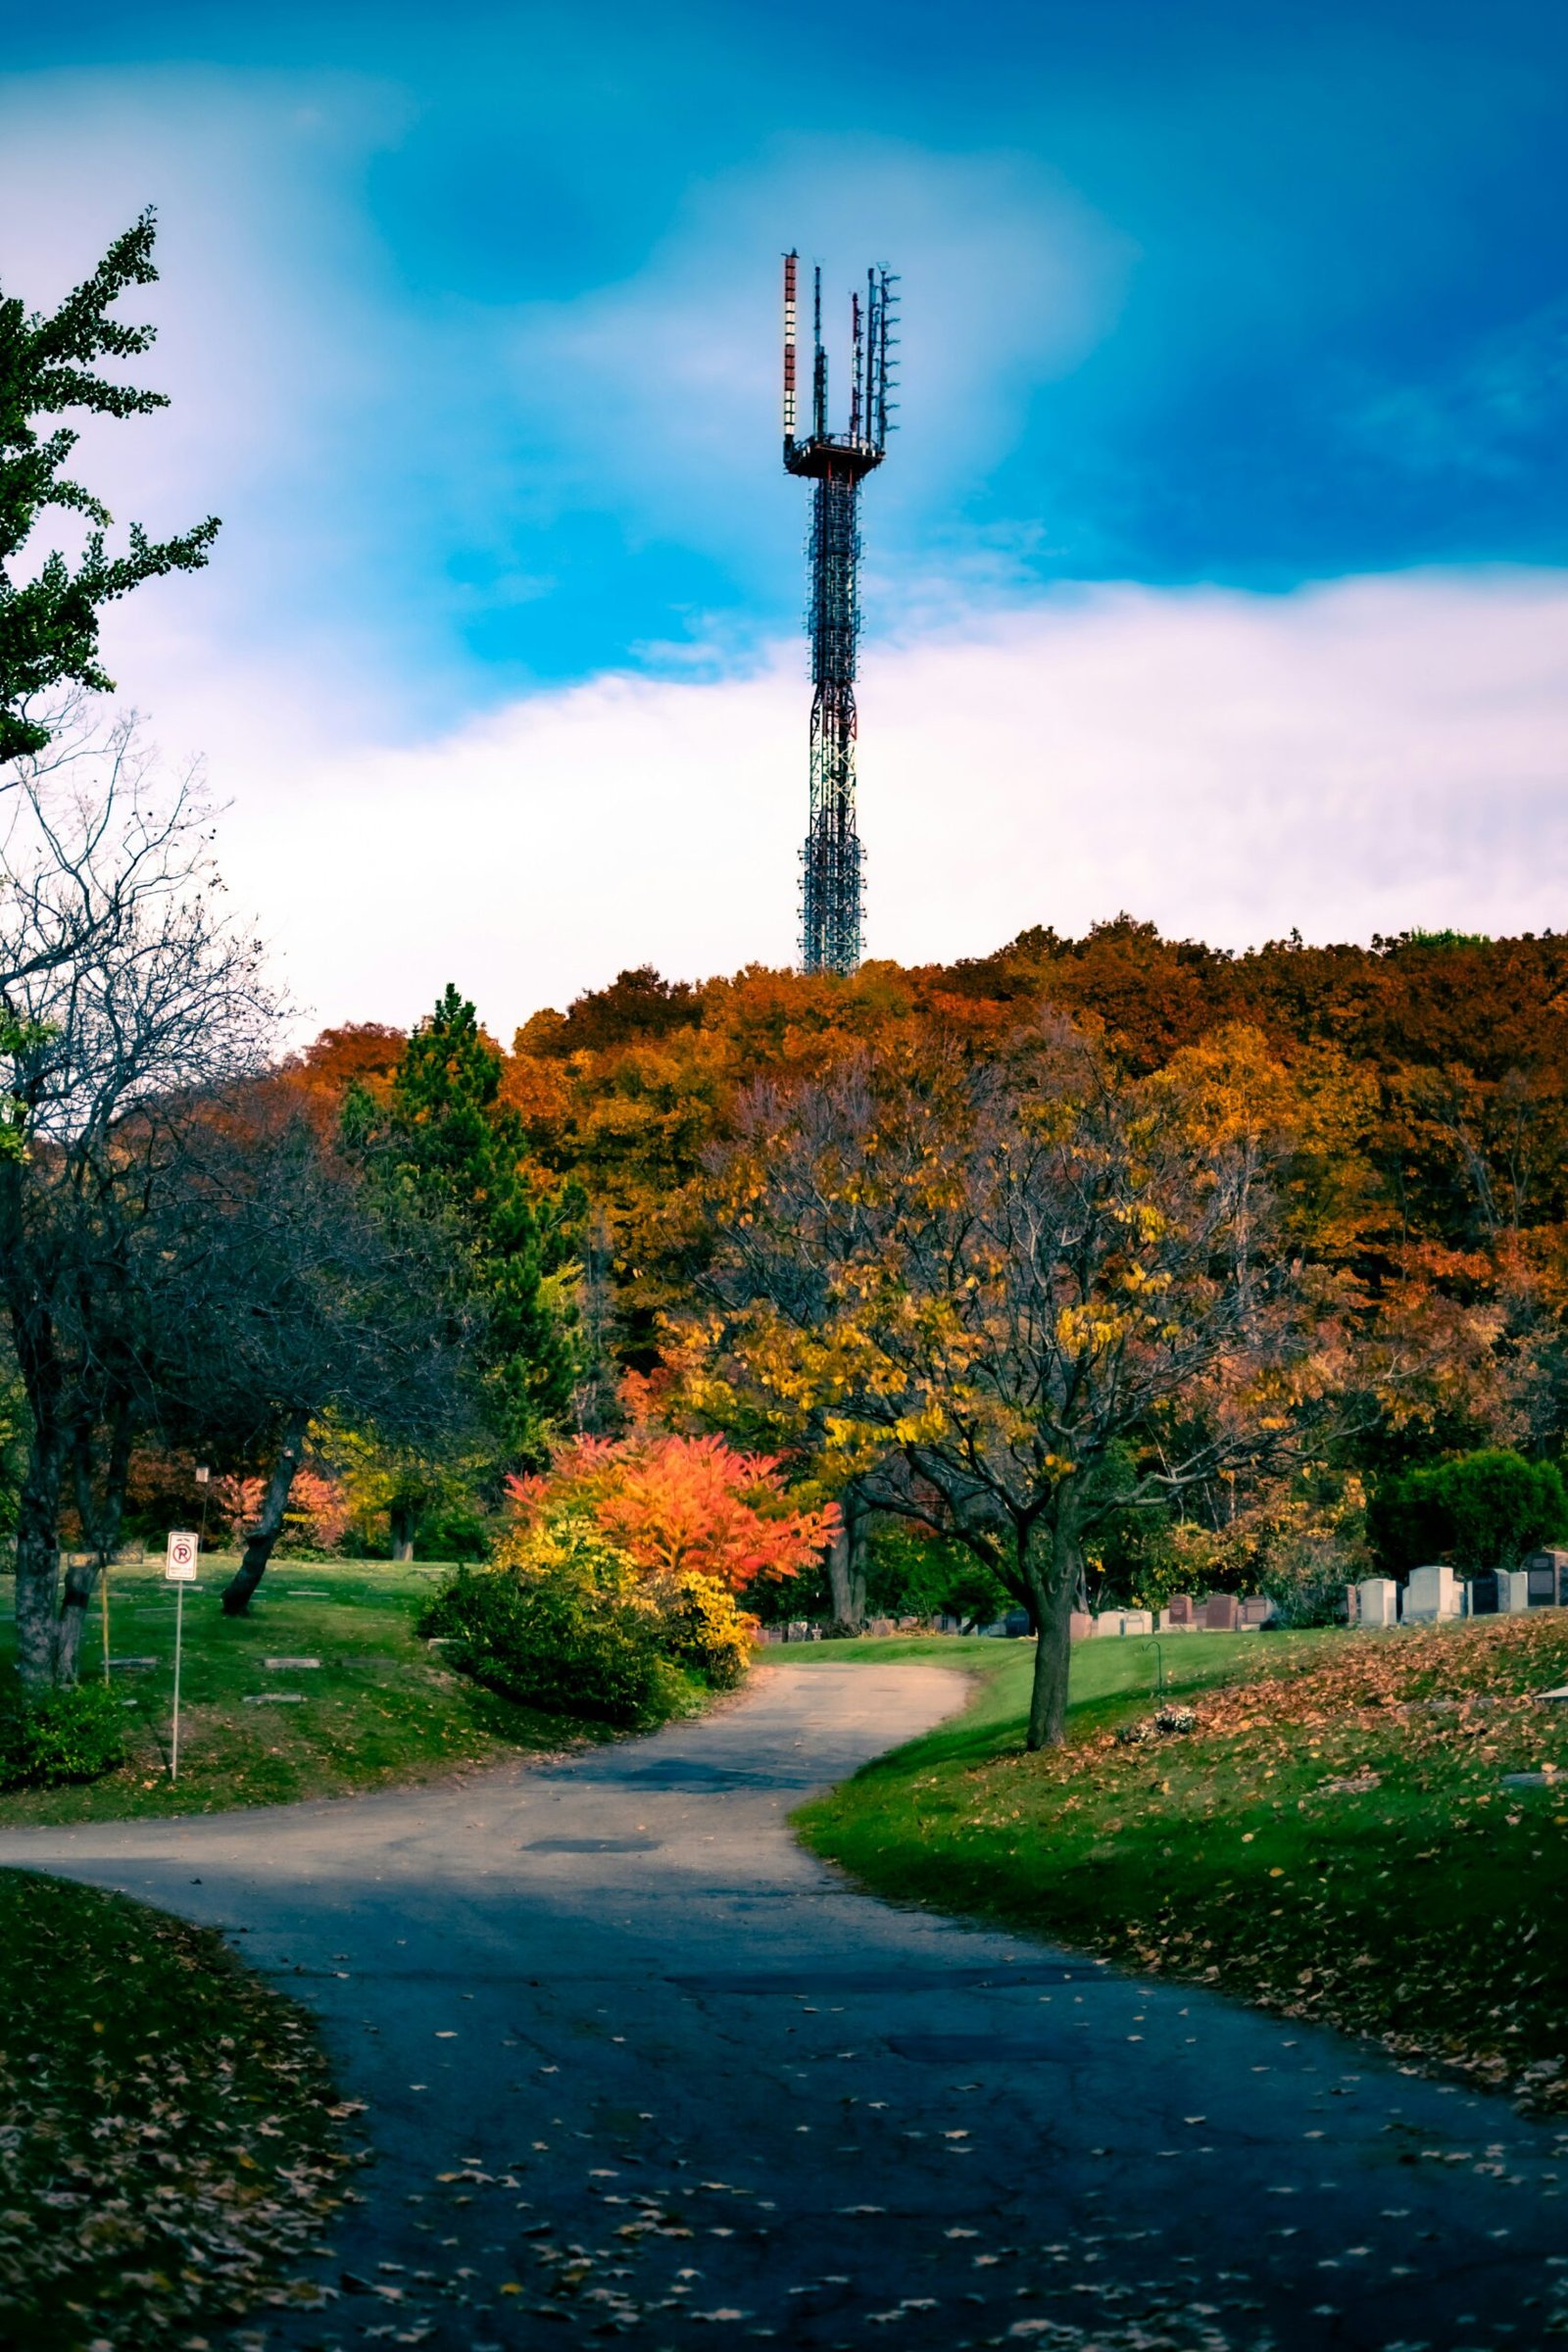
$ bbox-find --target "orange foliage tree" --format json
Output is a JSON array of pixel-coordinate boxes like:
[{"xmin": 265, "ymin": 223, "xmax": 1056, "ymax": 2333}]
[{"xmin": 507, "ymin": 1430, "xmax": 836, "ymax": 1593}]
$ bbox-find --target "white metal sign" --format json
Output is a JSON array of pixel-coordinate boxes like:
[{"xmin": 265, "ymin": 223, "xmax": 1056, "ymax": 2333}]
[
  {"xmin": 166, "ymin": 1529, "xmax": 199, "ymax": 1582},
  {"xmin": 165, "ymin": 1530, "xmax": 201, "ymax": 1783}
]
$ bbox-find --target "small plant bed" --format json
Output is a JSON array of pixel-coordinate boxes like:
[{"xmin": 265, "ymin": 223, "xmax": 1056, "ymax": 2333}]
[
  {"xmin": 0, "ymin": 1560, "xmax": 612, "ymax": 1826},
  {"xmin": 796, "ymin": 1618, "xmax": 1568, "ymax": 2114},
  {"xmin": 0, "ymin": 1867, "xmax": 355, "ymax": 2350}
]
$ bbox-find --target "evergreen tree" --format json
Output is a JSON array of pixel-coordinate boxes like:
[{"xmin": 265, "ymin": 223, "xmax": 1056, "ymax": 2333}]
[
  {"xmin": 369, "ymin": 985, "xmax": 580, "ymax": 1467},
  {"xmin": 1, "ymin": 211, "xmax": 219, "ymax": 761}
]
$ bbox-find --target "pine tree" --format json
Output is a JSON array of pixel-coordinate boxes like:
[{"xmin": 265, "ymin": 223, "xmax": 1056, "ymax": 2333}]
[
  {"xmin": 378, "ymin": 985, "xmax": 580, "ymax": 1467},
  {"xmin": 1, "ymin": 211, "xmax": 220, "ymax": 760}
]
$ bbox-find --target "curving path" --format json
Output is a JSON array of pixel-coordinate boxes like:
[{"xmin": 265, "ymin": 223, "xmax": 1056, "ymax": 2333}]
[{"xmin": 1, "ymin": 1661, "xmax": 1564, "ymax": 2352}]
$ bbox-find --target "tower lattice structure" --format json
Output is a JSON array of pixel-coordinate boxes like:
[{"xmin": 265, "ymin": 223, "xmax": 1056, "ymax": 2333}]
[{"xmin": 782, "ymin": 252, "xmax": 897, "ymax": 976}]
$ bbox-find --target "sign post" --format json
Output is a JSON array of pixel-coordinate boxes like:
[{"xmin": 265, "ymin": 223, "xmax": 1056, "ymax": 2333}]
[{"xmin": 165, "ymin": 1530, "xmax": 200, "ymax": 1784}]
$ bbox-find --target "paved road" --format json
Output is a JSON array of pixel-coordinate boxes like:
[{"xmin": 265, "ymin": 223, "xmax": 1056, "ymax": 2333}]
[{"xmin": 1, "ymin": 1661, "xmax": 1565, "ymax": 2352}]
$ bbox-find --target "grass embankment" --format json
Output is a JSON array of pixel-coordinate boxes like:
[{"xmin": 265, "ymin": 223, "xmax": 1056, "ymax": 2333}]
[
  {"xmin": 795, "ymin": 1620, "xmax": 1568, "ymax": 2111},
  {"xmin": 0, "ymin": 1557, "xmax": 610, "ymax": 1825},
  {"xmin": 0, "ymin": 1869, "xmax": 354, "ymax": 2351}
]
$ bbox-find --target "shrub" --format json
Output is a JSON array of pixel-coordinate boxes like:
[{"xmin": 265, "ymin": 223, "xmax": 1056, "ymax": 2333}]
[
  {"xmin": 419, "ymin": 1515, "xmax": 681, "ymax": 1728},
  {"xmin": 653, "ymin": 1570, "xmax": 756, "ymax": 1689},
  {"xmin": 1370, "ymin": 1448, "xmax": 1567, "ymax": 1576},
  {"xmin": 1367, "ymin": 1464, "xmax": 1456, "ymax": 1573},
  {"xmin": 415, "ymin": 1502, "xmax": 491, "ymax": 1562},
  {"xmin": 1442, "ymin": 1449, "xmax": 1566, "ymax": 1571},
  {"xmin": 1259, "ymin": 1530, "xmax": 1359, "ymax": 1628},
  {"xmin": 0, "ymin": 1679, "xmax": 125, "ymax": 1789},
  {"xmin": 864, "ymin": 1526, "xmax": 1008, "ymax": 1626},
  {"xmin": 421, "ymin": 1502, "xmax": 764, "ymax": 1721}
]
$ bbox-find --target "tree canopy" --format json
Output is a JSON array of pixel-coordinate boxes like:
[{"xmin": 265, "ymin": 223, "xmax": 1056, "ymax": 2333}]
[
  {"xmin": 0, "ymin": 213, "xmax": 219, "ymax": 762},
  {"xmin": 359, "ymin": 984, "xmax": 581, "ymax": 1469}
]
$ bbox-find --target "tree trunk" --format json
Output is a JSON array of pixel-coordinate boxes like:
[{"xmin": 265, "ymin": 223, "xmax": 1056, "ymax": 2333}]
[
  {"xmin": 825, "ymin": 1482, "xmax": 869, "ymax": 1632},
  {"xmin": 54, "ymin": 1553, "xmax": 98, "ymax": 1685},
  {"xmin": 389, "ymin": 1500, "xmax": 416, "ymax": 1564},
  {"xmin": 13, "ymin": 1426, "xmax": 67, "ymax": 1692},
  {"xmin": 57, "ymin": 1405, "xmax": 136, "ymax": 1685},
  {"xmin": 220, "ymin": 1411, "xmax": 310, "ymax": 1616},
  {"xmin": 1023, "ymin": 1496, "xmax": 1082, "ymax": 1751}
]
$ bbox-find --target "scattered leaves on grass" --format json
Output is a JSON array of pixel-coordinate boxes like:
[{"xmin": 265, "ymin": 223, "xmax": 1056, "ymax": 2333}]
[
  {"xmin": 805, "ymin": 1618, "xmax": 1568, "ymax": 2115},
  {"xmin": 0, "ymin": 1870, "xmax": 355, "ymax": 2350}
]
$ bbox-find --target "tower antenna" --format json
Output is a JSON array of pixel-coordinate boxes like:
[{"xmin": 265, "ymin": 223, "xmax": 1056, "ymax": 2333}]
[{"xmin": 781, "ymin": 254, "xmax": 897, "ymax": 976}]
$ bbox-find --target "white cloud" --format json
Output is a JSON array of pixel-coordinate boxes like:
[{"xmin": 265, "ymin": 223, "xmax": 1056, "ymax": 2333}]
[
  {"xmin": 6, "ymin": 75, "xmax": 1563, "ymax": 1045},
  {"xmin": 132, "ymin": 564, "xmax": 1568, "ymax": 1041}
]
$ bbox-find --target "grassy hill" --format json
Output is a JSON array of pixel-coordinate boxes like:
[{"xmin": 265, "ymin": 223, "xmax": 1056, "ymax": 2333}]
[{"xmin": 795, "ymin": 1619, "xmax": 1568, "ymax": 2113}]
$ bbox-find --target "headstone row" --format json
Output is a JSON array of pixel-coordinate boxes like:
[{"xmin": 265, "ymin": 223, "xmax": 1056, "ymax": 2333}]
[
  {"xmin": 1351, "ymin": 1547, "xmax": 1568, "ymax": 1629},
  {"xmin": 1071, "ymin": 1592, "xmax": 1275, "ymax": 1640}
]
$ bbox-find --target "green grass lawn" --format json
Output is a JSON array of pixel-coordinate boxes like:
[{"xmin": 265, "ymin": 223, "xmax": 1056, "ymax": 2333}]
[
  {"xmin": 0, "ymin": 1868, "xmax": 354, "ymax": 2351},
  {"xmin": 0, "ymin": 1557, "xmax": 612, "ymax": 1825},
  {"xmin": 793, "ymin": 1620, "xmax": 1568, "ymax": 2113}
]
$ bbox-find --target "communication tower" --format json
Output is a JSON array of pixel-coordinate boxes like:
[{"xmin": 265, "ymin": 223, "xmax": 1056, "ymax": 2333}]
[{"xmin": 782, "ymin": 251, "xmax": 898, "ymax": 975}]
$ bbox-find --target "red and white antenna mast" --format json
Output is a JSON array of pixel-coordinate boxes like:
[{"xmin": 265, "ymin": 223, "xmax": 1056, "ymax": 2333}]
[{"xmin": 782, "ymin": 250, "xmax": 799, "ymax": 455}]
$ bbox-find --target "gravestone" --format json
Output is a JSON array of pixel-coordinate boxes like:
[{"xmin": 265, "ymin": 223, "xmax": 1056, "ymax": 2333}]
[
  {"xmin": 1344, "ymin": 1583, "xmax": 1361, "ymax": 1625},
  {"xmin": 264, "ymin": 1656, "xmax": 320, "ymax": 1671},
  {"xmin": 1092, "ymin": 1611, "xmax": 1125, "ymax": 1638},
  {"xmin": 1404, "ymin": 1564, "xmax": 1462, "ymax": 1624},
  {"xmin": 1069, "ymin": 1610, "xmax": 1094, "ymax": 1642},
  {"xmin": 1120, "ymin": 1609, "xmax": 1153, "ymax": 1636},
  {"xmin": 867, "ymin": 1616, "xmax": 896, "ymax": 1638},
  {"xmin": 1203, "ymin": 1593, "xmax": 1239, "ymax": 1632},
  {"xmin": 1166, "ymin": 1593, "xmax": 1197, "ymax": 1627},
  {"xmin": 1464, "ymin": 1573, "xmax": 1499, "ymax": 1617},
  {"xmin": 1498, "ymin": 1570, "xmax": 1533, "ymax": 1614},
  {"xmin": 1238, "ymin": 1595, "xmax": 1273, "ymax": 1629},
  {"xmin": 1003, "ymin": 1608, "xmax": 1032, "ymax": 1639},
  {"xmin": 1524, "ymin": 1548, "xmax": 1568, "ymax": 1606},
  {"xmin": 1357, "ymin": 1577, "xmax": 1399, "ymax": 1628}
]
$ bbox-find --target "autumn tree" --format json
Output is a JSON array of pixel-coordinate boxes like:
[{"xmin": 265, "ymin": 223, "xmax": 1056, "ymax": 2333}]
[
  {"xmin": 680, "ymin": 1019, "xmax": 1344, "ymax": 1749},
  {"xmin": 1, "ymin": 212, "xmax": 219, "ymax": 762},
  {"xmin": 507, "ymin": 1426, "xmax": 835, "ymax": 1593}
]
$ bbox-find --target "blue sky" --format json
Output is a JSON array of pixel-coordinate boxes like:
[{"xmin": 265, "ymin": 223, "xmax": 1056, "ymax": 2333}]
[{"xmin": 2, "ymin": 1, "xmax": 1566, "ymax": 1022}]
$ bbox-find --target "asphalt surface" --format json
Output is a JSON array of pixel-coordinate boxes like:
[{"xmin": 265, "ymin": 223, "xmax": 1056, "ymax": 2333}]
[{"xmin": 1, "ymin": 1659, "xmax": 1565, "ymax": 2352}]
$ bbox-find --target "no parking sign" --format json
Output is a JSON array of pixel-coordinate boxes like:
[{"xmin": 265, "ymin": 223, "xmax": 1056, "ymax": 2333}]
[
  {"xmin": 166, "ymin": 1530, "xmax": 199, "ymax": 1582},
  {"xmin": 165, "ymin": 1531, "xmax": 199, "ymax": 1783}
]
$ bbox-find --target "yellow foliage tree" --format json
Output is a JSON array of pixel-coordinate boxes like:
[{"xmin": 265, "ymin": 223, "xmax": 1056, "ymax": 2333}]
[{"xmin": 676, "ymin": 1017, "xmax": 1348, "ymax": 1748}]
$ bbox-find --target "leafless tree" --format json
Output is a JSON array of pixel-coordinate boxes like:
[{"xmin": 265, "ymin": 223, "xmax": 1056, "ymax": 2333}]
[{"xmin": 0, "ymin": 706, "xmax": 278, "ymax": 1687}]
